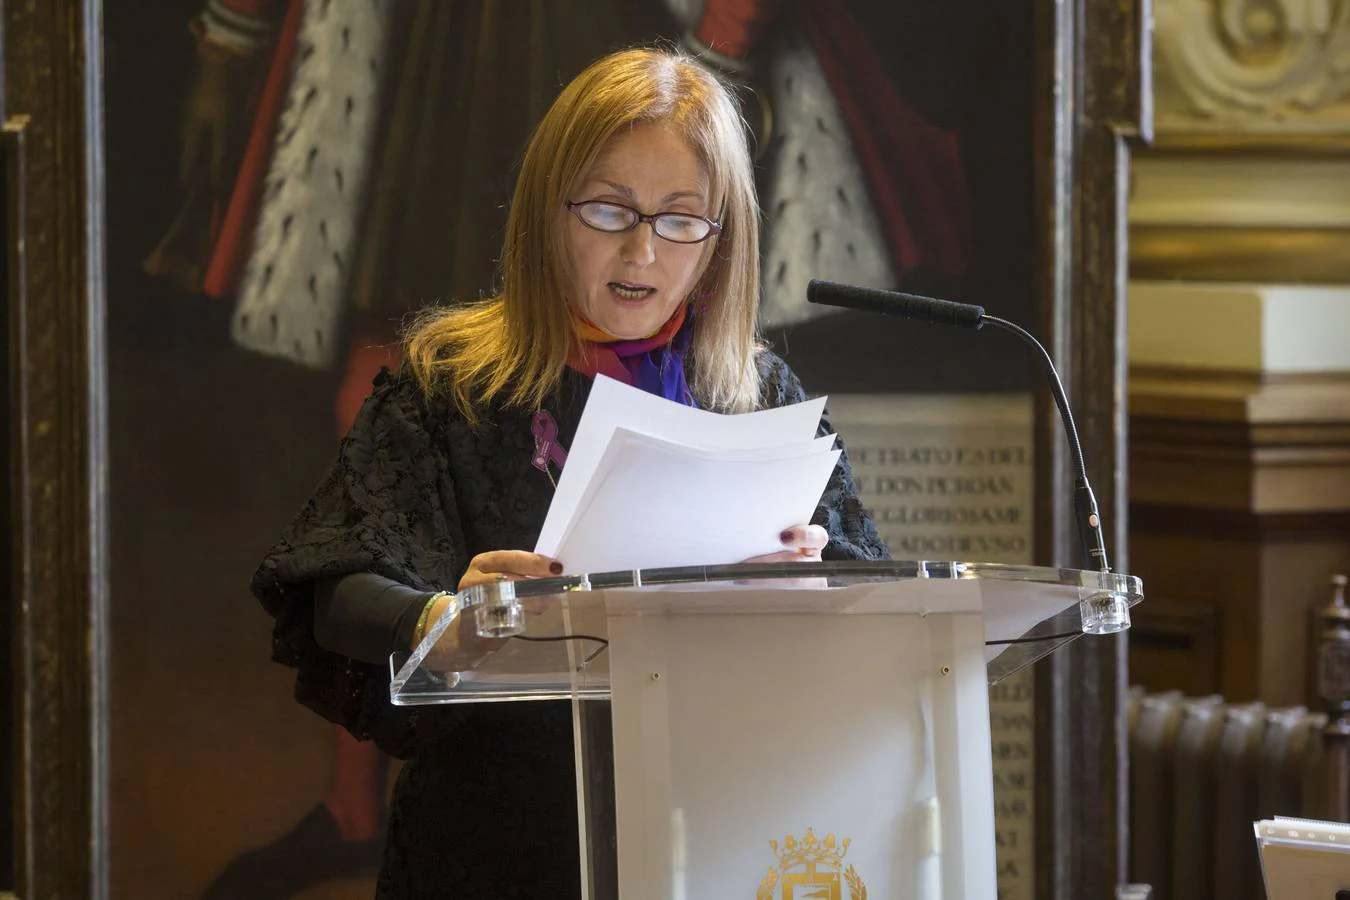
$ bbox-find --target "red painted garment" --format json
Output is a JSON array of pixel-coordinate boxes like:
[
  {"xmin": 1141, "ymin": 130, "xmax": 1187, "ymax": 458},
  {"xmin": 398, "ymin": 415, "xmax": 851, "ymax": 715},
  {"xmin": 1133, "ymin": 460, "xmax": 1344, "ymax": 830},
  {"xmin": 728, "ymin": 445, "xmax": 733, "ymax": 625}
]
[
  {"xmin": 695, "ymin": 0, "xmax": 971, "ymax": 280},
  {"xmin": 201, "ymin": 0, "xmax": 302, "ymax": 299}
]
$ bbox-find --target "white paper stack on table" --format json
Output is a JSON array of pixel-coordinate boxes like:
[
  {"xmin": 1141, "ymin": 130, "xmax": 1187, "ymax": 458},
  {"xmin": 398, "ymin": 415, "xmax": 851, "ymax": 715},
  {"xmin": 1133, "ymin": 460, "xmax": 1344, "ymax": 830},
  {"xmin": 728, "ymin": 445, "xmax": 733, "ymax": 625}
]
[
  {"xmin": 1256, "ymin": 816, "xmax": 1350, "ymax": 900},
  {"xmin": 534, "ymin": 374, "xmax": 840, "ymax": 574}
]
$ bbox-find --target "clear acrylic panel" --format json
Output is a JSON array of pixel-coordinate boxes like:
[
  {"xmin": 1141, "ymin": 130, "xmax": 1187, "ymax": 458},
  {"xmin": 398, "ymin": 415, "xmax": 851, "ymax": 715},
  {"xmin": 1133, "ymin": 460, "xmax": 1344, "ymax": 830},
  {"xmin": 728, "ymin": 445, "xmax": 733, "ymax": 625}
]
[{"xmin": 388, "ymin": 560, "xmax": 1143, "ymax": 705}]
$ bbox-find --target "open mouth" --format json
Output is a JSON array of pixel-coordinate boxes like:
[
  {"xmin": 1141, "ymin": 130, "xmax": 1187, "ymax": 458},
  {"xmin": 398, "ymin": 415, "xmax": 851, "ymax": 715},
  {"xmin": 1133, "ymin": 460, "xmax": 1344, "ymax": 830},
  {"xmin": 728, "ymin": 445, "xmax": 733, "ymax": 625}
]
[{"xmin": 609, "ymin": 281, "xmax": 656, "ymax": 300}]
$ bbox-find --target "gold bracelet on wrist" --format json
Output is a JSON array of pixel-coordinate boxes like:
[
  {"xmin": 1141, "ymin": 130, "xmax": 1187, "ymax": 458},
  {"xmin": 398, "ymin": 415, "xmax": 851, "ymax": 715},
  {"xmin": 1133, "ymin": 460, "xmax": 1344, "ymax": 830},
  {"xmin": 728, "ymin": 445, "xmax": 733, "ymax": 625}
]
[{"xmin": 411, "ymin": 591, "xmax": 450, "ymax": 649}]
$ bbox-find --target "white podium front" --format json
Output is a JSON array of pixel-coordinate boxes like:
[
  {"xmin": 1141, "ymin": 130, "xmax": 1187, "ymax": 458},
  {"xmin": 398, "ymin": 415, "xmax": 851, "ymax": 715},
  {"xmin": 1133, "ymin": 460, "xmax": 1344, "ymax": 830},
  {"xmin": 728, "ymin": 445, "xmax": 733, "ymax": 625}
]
[{"xmin": 390, "ymin": 560, "xmax": 1142, "ymax": 900}]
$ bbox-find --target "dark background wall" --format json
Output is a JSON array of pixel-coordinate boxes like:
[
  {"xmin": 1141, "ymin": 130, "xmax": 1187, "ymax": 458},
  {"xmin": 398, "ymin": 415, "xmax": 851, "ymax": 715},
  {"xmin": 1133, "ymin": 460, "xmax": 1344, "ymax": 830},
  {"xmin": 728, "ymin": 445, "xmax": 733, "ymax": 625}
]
[{"xmin": 773, "ymin": 0, "xmax": 1035, "ymax": 394}]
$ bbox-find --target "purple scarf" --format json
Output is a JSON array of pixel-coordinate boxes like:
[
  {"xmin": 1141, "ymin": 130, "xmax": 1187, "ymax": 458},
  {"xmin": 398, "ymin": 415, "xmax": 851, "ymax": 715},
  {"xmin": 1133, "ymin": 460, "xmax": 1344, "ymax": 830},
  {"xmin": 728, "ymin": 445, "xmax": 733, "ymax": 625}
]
[{"xmin": 567, "ymin": 305, "xmax": 697, "ymax": 406}]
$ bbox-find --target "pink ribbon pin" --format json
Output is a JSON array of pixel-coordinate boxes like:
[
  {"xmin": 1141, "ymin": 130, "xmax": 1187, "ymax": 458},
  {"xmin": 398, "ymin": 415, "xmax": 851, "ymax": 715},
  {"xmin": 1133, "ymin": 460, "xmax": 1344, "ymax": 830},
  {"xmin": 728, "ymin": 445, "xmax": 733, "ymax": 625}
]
[{"xmin": 531, "ymin": 410, "xmax": 568, "ymax": 475}]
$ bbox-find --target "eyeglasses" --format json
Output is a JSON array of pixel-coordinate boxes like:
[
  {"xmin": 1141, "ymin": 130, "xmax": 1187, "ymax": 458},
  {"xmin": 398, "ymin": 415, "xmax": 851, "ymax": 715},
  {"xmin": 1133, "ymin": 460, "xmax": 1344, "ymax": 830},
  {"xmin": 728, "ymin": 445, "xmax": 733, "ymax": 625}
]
[{"xmin": 566, "ymin": 200, "xmax": 722, "ymax": 244}]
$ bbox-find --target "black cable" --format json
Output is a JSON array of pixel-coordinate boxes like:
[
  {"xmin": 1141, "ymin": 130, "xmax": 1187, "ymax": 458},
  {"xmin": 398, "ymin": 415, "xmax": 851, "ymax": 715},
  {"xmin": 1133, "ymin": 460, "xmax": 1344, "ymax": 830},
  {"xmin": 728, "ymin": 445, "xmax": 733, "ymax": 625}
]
[
  {"xmin": 510, "ymin": 632, "xmax": 609, "ymax": 665},
  {"xmin": 516, "ymin": 630, "xmax": 1082, "ymax": 651},
  {"xmin": 511, "ymin": 633, "xmax": 608, "ymax": 646},
  {"xmin": 985, "ymin": 630, "xmax": 1082, "ymax": 647}
]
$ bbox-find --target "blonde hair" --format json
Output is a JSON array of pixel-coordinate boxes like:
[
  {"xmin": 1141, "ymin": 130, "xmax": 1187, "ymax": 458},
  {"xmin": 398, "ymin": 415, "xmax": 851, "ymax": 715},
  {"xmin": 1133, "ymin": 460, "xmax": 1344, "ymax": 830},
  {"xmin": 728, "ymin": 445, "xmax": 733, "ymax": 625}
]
[{"xmin": 404, "ymin": 47, "xmax": 762, "ymax": 423}]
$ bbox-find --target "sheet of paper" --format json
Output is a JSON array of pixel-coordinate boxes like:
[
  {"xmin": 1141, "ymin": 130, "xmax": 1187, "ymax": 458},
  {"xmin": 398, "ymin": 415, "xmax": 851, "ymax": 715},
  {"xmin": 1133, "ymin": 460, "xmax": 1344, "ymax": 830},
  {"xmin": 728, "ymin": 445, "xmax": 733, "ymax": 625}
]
[
  {"xmin": 555, "ymin": 428, "xmax": 837, "ymax": 552},
  {"xmin": 552, "ymin": 427, "xmax": 841, "ymax": 573},
  {"xmin": 535, "ymin": 375, "xmax": 827, "ymax": 556}
]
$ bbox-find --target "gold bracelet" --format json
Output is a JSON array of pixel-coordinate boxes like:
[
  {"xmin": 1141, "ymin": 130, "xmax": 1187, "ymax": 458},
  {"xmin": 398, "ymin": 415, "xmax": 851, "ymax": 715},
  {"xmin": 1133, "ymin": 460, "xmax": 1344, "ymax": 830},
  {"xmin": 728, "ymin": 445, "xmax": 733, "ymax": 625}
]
[{"xmin": 411, "ymin": 591, "xmax": 450, "ymax": 649}]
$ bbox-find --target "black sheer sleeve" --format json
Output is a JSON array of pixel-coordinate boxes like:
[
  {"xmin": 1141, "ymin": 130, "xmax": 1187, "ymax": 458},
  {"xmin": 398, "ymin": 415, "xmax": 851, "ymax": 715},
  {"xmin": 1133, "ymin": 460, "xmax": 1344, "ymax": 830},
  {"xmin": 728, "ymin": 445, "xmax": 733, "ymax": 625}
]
[
  {"xmin": 250, "ymin": 366, "xmax": 473, "ymax": 758},
  {"xmin": 756, "ymin": 350, "xmax": 891, "ymax": 562},
  {"xmin": 313, "ymin": 572, "xmax": 436, "ymax": 665}
]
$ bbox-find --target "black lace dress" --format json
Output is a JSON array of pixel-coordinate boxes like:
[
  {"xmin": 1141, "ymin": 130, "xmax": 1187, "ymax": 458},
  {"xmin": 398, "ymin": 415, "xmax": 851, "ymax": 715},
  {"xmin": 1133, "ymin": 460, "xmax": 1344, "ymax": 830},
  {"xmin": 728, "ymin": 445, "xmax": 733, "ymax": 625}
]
[{"xmin": 251, "ymin": 351, "xmax": 889, "ymax": 898}]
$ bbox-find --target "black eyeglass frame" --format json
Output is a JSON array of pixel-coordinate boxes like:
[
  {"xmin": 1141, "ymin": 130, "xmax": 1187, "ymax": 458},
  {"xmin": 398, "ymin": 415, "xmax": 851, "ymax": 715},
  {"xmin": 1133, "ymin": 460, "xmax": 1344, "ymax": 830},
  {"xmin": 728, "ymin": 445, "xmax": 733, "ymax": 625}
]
[{"xmin": 565, "ymin": 199, "xmax": 723, "ymax": 244}]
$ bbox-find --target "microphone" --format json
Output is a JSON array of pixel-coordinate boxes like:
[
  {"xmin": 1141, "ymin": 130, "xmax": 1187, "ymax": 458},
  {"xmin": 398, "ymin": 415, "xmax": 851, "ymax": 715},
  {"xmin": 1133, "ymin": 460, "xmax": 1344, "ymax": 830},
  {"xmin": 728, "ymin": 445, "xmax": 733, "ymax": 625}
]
[
  {"xmin": 805, "ymin": 279, "xmax": 987, "ymax": 330},
  {"xmin": 806, "ymin": 279, "xmax": 1111, "ymax": 573}
]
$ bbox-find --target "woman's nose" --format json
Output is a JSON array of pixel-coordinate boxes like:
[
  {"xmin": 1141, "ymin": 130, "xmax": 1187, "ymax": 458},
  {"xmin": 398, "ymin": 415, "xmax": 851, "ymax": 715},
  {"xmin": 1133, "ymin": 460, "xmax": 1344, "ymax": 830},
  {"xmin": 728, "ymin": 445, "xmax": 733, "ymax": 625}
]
[{"xmin": 620, "ymin": 222, "xmax": 657, "ymax": 266}]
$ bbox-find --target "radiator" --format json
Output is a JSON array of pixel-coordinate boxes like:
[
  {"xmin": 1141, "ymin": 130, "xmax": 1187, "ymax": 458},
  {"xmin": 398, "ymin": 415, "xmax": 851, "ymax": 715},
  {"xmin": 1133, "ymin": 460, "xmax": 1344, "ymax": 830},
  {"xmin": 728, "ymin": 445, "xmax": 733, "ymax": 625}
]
[{"xmin": 1127, "ymin": 689, "xmax": 1329, "ymax": 900}]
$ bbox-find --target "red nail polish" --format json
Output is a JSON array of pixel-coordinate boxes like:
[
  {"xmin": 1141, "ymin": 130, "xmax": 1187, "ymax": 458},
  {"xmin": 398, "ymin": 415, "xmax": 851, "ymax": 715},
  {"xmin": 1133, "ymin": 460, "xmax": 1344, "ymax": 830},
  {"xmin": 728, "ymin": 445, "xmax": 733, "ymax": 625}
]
[
  {"xmin": 780, "ymin": 529, "xmax": 794, "ymax": 544},
  {"xmin": 549, "ymin": 561, "xmax": 564, "ymax": 575}
]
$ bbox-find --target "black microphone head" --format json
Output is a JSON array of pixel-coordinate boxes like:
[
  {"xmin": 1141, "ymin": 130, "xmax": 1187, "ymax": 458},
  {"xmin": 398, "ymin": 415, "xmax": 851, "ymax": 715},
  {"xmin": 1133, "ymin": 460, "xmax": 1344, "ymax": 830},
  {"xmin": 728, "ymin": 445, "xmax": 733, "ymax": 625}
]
[{"xmin": 806, "ymin": 279, "xmax": 985, "ymax": 330}]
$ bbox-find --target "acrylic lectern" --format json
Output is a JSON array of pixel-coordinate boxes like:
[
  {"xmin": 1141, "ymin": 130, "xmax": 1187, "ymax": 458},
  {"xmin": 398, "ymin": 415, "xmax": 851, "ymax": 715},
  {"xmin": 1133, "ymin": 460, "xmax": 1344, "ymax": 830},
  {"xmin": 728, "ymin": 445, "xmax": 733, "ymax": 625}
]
[{"xmin": 389, "ymin": 560, "xmax": 1142, "ymax": 900}]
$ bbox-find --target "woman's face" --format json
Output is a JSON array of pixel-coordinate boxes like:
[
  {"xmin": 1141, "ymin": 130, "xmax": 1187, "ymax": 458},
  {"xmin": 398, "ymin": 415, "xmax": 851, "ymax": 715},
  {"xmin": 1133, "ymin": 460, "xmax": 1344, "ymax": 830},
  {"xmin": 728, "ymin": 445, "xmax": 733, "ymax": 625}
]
[{"xmin": 563, "ymin": 121, "xmax": 715, "ymax": 340}]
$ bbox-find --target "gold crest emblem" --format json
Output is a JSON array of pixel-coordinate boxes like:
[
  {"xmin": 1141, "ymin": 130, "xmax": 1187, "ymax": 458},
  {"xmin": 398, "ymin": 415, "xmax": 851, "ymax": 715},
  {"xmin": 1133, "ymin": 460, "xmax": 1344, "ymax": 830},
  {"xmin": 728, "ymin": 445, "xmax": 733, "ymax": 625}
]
[{"xmin": 757, "ymin": 828, "xmax": 867, "ymax": 899}]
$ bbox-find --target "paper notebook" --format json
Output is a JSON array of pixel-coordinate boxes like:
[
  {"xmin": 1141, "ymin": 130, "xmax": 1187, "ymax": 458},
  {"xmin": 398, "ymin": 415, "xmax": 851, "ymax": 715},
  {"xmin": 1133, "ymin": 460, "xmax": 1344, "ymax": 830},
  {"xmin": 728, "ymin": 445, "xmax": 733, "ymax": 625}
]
[{"xmin": 1256, "ymin": 816, "xmax": 1350, "ymax": 900}]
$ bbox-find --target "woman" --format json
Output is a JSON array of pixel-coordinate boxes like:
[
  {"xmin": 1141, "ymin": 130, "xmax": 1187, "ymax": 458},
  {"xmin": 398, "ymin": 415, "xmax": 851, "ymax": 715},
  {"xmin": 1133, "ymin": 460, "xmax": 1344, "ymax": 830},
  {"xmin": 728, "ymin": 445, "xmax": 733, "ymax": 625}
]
[{"xmin": 252, "ymin": 47, "xmax": 888, "ymax": 898}]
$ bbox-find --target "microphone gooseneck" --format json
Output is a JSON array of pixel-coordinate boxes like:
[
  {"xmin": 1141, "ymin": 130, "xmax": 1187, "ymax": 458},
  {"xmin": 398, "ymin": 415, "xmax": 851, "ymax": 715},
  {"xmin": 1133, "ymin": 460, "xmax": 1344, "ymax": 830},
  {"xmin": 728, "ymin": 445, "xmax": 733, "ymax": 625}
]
[
  {"xmin": 805, "ymin": 279, "xmax": 1111, "ymax": 572},
  {"xmin": 979, "ymin": 315, "xmax": 1110, "ymax": 573}
]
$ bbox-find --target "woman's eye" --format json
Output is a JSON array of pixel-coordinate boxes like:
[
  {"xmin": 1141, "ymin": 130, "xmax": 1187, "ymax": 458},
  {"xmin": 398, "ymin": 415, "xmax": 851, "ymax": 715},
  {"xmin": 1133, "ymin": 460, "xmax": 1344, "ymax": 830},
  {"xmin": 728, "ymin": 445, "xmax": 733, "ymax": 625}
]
[
  {"xmin": 661, "ymin": 216, "xmax": 702, "ymax": 239},
  {"xmin": 595, "ymin": 207, "xmax": 626, "ymax": 224}
]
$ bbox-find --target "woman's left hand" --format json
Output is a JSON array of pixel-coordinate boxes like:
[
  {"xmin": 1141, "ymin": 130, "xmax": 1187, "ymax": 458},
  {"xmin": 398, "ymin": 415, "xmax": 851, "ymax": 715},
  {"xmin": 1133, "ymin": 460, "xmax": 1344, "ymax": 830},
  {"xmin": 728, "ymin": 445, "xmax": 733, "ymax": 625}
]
[{"xmin": 741, "ymin": 524, "xmax": 828, "ymax": 563}]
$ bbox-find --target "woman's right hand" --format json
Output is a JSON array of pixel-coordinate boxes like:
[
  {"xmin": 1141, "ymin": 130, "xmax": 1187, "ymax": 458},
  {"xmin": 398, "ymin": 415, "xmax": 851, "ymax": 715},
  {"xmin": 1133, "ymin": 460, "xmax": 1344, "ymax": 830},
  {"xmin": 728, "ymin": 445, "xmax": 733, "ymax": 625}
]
[
  {"xmin": 421, "ymin": 551, "xmax": 565, "ymax": 667},
  {"xmin": 457, "ymin": 550, "xmax": 564, "ymax": 591}
]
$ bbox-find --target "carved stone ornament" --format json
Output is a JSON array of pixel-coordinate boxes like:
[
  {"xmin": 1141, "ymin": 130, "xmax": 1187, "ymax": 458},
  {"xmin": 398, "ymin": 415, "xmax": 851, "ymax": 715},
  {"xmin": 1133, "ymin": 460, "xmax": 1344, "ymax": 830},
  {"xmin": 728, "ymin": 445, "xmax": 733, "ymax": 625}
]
[{"xmin": 1154, "ymin": 0, "xmax": 1350, "ymax": 129}]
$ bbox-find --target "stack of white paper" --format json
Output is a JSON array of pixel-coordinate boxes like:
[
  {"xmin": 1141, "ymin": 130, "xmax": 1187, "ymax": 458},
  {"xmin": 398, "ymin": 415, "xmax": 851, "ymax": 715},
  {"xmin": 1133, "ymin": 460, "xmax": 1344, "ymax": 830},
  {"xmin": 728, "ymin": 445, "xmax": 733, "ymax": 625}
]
[
  {"xmin": 534, "ymin": 375, "xmax": 840, "ymax": 574},
  {"xmin": 1255, "ymin": 816, "xmax": 1350, "ymax": 899}
]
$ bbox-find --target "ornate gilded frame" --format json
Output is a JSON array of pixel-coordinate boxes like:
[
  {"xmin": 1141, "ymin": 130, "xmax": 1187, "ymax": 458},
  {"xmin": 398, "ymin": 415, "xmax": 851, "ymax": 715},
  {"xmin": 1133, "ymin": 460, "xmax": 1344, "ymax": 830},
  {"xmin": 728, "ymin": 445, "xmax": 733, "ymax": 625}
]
[{"xmin": 3, "ymin": 1, "xmax": 1145, "ymax": 898}]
